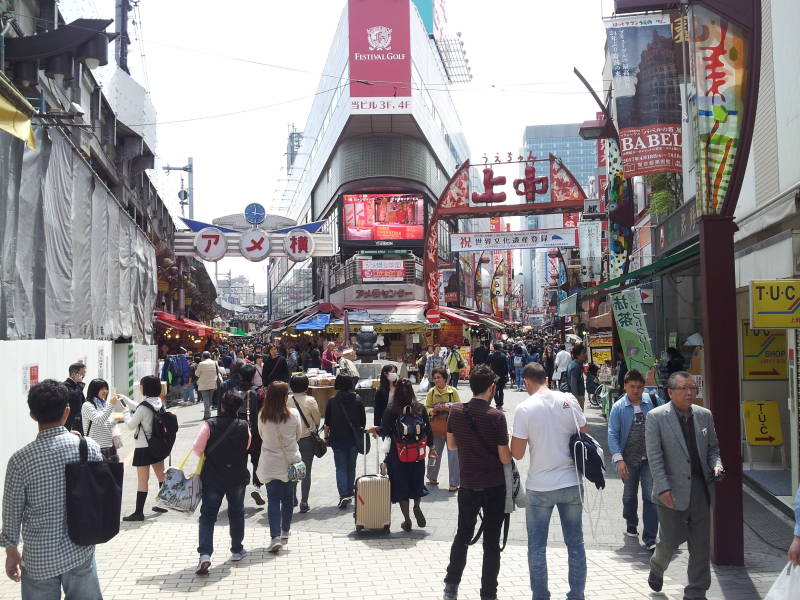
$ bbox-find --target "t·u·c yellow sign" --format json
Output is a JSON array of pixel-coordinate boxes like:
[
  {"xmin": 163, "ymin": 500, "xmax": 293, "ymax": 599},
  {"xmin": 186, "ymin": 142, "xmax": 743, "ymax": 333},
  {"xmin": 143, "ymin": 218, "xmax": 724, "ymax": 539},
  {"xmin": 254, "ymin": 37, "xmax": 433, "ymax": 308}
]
[{"xmin": 750, "ymin": 280, "xmax": 800, "ymax": 328}]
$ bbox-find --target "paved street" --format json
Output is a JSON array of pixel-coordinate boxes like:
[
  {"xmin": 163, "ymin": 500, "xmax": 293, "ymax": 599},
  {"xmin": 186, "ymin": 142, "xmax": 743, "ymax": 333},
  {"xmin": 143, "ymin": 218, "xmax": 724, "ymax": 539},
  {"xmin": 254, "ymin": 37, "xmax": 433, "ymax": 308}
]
[{"xmin": 1, "ymin": 387, "xmax": 790, "ymax": 599}]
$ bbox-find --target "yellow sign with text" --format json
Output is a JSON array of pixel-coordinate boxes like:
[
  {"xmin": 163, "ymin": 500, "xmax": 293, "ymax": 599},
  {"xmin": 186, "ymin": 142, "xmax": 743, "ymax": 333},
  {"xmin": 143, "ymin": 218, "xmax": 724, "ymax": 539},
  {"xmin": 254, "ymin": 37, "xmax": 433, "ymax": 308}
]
[
  {"xmin": 750, "ymin": 279, "xmax": 800, "ymax": 328},
  {"xmin": 741, "ymin": 322, "xmax": 788, "ymax": 380},
  {"xmin": 590, "ymin": 346, "xmax": 612, "ymax": 367},
  {"xmin": 743, "ymin": 401, "xmax": 783, "ymax": 446}
]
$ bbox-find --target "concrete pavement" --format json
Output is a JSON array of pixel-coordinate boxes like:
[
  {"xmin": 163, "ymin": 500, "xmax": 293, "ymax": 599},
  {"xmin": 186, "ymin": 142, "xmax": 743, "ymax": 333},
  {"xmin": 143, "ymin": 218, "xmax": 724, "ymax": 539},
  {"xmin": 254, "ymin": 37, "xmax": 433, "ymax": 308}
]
[{"xmin": 0, "ymin": 385, "xmax": 791, "ymax": 599}]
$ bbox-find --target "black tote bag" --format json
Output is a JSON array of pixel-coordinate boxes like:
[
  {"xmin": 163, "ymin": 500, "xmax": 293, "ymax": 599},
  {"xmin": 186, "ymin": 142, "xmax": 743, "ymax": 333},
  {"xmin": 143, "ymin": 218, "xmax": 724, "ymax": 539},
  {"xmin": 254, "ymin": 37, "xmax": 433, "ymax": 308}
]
[{"xmin": 65, "ymin": 437, "xmax": 124, "ymax": 546}]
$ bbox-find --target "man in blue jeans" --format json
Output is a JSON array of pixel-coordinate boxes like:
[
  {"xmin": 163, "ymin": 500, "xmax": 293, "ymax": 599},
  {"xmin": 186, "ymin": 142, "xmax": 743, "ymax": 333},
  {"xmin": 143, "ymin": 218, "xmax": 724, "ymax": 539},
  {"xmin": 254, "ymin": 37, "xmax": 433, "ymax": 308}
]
[
  {"xmin": 511, "ymin": 362, "xmax": 588, "ymax": 600},
  {"xmin": 1, "ymin": 380, "xmax": 104, "ymax": 599},
  {"xmin": 607, "ymin": 369, "xmax": 658, "ymax": 550}
]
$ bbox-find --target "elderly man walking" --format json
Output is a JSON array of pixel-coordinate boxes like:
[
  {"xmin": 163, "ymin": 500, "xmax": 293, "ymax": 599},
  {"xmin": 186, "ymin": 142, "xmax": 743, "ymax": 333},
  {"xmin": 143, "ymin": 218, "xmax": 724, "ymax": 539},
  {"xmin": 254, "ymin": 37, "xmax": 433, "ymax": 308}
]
[{"xmin": 645, "ymin": 371, "xmax": 724, "ymax": 599}]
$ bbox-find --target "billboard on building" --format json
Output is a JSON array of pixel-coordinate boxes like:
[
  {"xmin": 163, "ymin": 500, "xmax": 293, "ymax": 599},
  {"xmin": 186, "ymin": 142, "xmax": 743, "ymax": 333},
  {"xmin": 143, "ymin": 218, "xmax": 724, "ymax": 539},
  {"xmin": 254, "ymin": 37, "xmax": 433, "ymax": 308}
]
[
  {"xmin": 604, "ymin": 13, "xmax": 682, "ymax": 177},
  {"xmin": 341, "ymin": 193, "xmax": 425, "ymax": 246},
  {"xmin": 349, "ymin": 0, "xmax": 411, "ymax": 106}
]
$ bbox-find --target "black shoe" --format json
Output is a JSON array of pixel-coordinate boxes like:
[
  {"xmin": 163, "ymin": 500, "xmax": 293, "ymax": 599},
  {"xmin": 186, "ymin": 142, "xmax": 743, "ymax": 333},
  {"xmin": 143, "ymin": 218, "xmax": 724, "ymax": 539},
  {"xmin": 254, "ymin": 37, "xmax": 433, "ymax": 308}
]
[
  {"xmin": 413, "ymin": 505, "xmax": 426, "ymax": 528},
  {"xmin": 251, "ymin": 489, "xmax": 265, "ymax": 506},
  {"xmin": 625, "ymin": 524, "xmax": 638, "ymax": 537},
  {"xmin": 152, "ymin": 506, "xmax": 168, "ymax": 513},
  {"xmin": 122, "ymin": 512, "xmax": 144, "ymax": 522},
  {"xmin": 648, "ymin": 570, "xmax": 663, "ymax": 592},
  {"xmin": 401, "ymin": 520, "xmax": 412, "ymax": 532}
]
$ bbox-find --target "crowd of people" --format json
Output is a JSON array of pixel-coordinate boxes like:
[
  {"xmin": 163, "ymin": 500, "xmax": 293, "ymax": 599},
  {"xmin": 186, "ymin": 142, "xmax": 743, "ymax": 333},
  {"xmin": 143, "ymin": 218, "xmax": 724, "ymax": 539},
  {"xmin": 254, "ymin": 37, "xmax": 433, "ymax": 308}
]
[{"xmin": 0, "ymin": 335, "xmax": 740, "ymax": 600}]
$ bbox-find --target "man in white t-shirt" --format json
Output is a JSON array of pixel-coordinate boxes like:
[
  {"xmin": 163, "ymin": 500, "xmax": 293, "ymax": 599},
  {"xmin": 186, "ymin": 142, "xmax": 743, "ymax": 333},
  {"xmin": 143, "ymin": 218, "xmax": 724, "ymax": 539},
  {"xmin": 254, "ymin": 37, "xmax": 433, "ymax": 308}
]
[
  {"xmin": 511, "ymin": 362, "xmax": 588, "ymax": 600},
  {"xmin": 552, "ymin": 344, "xmax": 571, "ymax": 389}
]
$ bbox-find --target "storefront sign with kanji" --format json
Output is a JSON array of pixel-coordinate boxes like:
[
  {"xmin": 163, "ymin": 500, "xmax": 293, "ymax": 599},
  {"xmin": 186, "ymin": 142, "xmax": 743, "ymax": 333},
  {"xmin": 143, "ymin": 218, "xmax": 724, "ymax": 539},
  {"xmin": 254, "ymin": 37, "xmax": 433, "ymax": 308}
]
[
  {"xmin": 612, "ymin": 288, "xmax": 656, "ymax": 376},
  {"xmin": 360, "ymin": 259, "xmax": 405, "ymax": 282},
  {"xmin": 451, "ymin": 228, "xmax": 578, "ymax": 253},
  {"xmin": 284, "ymin": 228, "xmax": 315, "ymax": 262}
]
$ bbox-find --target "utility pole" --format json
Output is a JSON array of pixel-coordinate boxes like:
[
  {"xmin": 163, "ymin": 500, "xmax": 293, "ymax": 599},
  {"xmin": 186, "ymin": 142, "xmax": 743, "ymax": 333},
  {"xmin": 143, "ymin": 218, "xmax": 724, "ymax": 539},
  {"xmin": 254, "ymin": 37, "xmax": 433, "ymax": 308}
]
[
  {"xmin": 163, "ymin": 157, "xmax": 194, "ymax": 219},
  {"xmin": 115, "ymin": 0, "xmax": 131, "ymax": 74}
]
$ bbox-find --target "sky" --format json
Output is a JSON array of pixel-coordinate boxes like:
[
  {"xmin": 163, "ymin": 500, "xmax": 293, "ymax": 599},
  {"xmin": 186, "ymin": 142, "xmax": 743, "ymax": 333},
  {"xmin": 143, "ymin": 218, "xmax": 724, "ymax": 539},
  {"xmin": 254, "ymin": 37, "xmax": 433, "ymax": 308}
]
[{"xmin": 77, "ymin": 0, "xmax": 612, "ymax": 293}]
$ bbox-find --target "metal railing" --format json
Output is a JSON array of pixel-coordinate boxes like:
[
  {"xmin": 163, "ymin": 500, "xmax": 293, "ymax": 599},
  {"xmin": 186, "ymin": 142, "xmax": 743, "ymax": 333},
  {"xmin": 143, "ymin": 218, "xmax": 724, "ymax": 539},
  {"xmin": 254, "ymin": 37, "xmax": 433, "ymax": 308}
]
[{"xmin": 330, "ymin": 256, "xmax": 424, "ymax": 292}]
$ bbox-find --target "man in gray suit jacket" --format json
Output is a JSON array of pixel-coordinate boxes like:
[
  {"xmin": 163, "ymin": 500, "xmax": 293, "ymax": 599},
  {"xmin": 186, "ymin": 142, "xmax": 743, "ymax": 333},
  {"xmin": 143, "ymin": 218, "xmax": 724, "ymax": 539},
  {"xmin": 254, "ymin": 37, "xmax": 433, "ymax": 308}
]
[{"xmin": 644, "ymin": 371, "xmax": 724, "ymax": 600}]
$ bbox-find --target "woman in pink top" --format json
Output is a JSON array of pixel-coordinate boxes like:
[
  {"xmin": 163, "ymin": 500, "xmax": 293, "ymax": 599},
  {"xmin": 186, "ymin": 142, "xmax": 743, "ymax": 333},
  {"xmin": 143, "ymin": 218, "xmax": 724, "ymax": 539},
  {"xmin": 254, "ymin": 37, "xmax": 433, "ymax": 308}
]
[{"xmin": 321, "ymin": 342, "xmax": 338, "ymax": 373}]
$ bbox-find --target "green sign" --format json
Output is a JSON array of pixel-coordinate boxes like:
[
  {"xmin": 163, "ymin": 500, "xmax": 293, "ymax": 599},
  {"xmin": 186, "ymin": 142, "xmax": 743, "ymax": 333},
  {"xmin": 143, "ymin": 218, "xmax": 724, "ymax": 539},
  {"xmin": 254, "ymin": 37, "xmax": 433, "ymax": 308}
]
[{"xmin": 612, "ymin": 289, "xmax": 656, "ymax": 376}]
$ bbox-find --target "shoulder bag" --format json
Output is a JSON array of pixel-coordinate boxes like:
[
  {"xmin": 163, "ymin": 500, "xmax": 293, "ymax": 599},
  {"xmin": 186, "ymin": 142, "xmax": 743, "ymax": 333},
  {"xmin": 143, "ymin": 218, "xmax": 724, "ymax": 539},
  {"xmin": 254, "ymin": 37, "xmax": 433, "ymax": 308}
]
[
  {"xmin": 65, "ymin": 437, "xmax": 124, "ymax": 545},
  {"xmin": 430, "ymin": 390, "xmax": 456, "ymax": 439},
  {"xmin": 337, "ymin": 397, "xmax": 370, "ymax": 455},
  {"xmin": 156, "ymin": 419, "xmax": 237, "ymax": 513},
  {"xmin": 273, "ymin": 419, "xmax": 306, "ymax": 482},
  {"xmin": 293, "ymin": 396, "xmax": 327, "ymax": 458}
]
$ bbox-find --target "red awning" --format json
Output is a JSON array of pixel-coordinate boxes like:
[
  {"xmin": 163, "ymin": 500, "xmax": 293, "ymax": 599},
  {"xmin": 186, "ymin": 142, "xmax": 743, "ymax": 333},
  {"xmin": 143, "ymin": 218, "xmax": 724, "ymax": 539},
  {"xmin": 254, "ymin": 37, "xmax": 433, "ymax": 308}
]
[
  {"xmin": 154, "ymin": 311, "xmax": 209, "ymax": 336},
  {"xmin": 439, "ymin": 307, "xmax": 479, "ymax": 326}
]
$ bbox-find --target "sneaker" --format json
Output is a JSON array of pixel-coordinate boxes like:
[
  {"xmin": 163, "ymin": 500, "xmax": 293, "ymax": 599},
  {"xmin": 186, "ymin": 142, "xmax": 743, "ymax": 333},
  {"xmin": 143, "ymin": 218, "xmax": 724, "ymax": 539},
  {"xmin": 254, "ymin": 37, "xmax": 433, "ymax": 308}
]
[
  {"xmin": 338, "ymin": 497, "xmax": 351, "ymax": 509},
  {"xmin": 443, "ymin": 583, "xmax": 459, "ymax": 600},
  {"xmin": 401, "ymin": 520, "xmax": 412, "ymax": 532},
  {"xmin": 196, "ymin": 555, "xmax": 211, "ymax": 575},
  {"xmin": 645, "ymin": 540, "xmax": 657, "ymax": 551},
  {"xmin": 648, "ymin": 570, "xmax": 663, "ymax": 592},
  {"xmin": 625, "ymin": 524, "xmax": 638, "ymax": 537},
  {"xmin": 251, "ymin": 489, "xmax": 265, "ymax": 506},
  {"xmin": 413, "ymin": 505, "xmax": 426, "ymax": 528},
  {"xmin": 230, "ymin": 549, "xmax": 247, "ymax": 562},
  {"xmin": 268, "ymin": 537, "xmax": 283, "ymax": 553},
  {"xmin": 299, "ymin": 502, "xmax": 310, "ymax": 513},
  {"xmin": 448, "ymin": 486, "xmax": 459, "ymax": 492},
  {"xmin": 280, "ymin": 532, "xmax": 290, "ymax": 546},
  {"xmin": 122, "ymin": 512, "xmax": 144, "ymax": 522}
]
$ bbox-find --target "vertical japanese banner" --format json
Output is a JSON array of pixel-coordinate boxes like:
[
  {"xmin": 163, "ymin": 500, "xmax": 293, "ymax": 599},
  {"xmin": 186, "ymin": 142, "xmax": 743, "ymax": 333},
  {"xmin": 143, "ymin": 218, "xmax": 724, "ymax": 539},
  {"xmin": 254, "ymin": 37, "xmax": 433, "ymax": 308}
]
[
  {"xmin": 489, "ymin": 218, "xmax": 504, "ymax": 318},
  {"xmin": 612, "ymin": 288, "xmax": 656, "ymax": 377},
  {"xmin": 604, "ymin": 13, "xmax": 683, "ymax": 177},
  {"xmin": 578, "ymin": 221, "xmax": 603, "ymax": 284},
  {"xmin": 689, "ymin": 5, "xmax": 747, "ymax": 215}
]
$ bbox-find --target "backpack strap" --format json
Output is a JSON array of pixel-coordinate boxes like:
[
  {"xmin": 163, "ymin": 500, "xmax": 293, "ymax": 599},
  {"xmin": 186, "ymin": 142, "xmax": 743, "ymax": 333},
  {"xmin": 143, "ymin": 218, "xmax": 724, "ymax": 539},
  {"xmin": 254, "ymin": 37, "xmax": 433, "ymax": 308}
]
[{"xmin": 205, "ymin": 419, "xmax": 238, "ymax": 456}]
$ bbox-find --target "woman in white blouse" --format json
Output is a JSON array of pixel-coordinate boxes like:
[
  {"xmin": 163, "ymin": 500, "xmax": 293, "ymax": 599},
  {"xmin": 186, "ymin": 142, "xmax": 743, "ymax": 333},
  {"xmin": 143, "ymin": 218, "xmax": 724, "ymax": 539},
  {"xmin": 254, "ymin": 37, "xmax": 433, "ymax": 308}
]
[
  {"xmin": 82, "ymin": 379, "xmax": 123, "ymax": 462},
  {"xmin": 256, "ymin": 381, "xmax": 302, "ymax": 554}
]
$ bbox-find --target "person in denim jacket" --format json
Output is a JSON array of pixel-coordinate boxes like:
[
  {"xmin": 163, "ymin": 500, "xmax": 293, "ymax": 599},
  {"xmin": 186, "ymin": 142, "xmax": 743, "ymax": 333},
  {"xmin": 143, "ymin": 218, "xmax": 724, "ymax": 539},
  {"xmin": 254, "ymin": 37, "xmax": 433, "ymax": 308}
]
[{"xmin": 607, "ymin": 369, "xmax": 658, "ymax": 550}]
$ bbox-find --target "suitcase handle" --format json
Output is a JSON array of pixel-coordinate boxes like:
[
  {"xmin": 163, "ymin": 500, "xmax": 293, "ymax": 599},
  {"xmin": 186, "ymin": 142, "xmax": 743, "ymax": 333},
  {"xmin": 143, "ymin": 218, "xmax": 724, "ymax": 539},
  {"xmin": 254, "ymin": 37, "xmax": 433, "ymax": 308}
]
[{"xmin": 363, "ymin": 430, "xmax": 381, "ymax": 476}]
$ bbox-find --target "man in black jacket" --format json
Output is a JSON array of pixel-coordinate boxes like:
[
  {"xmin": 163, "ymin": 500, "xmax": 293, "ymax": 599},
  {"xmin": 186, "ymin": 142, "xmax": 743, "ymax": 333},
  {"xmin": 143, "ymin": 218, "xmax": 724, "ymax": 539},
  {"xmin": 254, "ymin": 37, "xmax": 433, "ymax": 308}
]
[
  {"xmin": 63, "ymin": 362, "xmax": 86, "ymax": 432},
  {"xmin": 487, "ymin": 343, "xmax": 511, "ymax": 410},
  {"xmin": 472, "ymin": 340, "xmax": 490, "ymax": 366}
]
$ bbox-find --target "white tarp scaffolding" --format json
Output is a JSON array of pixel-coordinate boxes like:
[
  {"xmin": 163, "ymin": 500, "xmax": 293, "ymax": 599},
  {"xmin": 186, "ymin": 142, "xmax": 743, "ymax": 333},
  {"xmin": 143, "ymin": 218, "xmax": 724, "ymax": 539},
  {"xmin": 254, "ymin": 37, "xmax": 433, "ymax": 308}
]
[{"xmin": 0, "ymin": 128, "xmax": 157, "ymax": 343}]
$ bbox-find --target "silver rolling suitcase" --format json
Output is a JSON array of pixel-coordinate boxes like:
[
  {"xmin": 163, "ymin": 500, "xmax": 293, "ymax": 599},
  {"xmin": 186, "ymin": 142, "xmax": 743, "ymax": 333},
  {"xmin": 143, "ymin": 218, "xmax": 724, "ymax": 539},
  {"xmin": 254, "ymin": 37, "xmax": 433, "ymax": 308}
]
[{"xmin": 354, "ymin": 433, "xmax": 391, "ymax": 534}]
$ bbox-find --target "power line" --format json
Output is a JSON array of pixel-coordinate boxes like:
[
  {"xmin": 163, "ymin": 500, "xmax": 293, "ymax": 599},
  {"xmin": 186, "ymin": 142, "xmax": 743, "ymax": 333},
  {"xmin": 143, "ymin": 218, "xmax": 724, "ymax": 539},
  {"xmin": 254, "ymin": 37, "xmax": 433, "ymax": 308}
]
[{"xmin": 131, "ymin": 2, "xmax": 152, "ymax": 94}]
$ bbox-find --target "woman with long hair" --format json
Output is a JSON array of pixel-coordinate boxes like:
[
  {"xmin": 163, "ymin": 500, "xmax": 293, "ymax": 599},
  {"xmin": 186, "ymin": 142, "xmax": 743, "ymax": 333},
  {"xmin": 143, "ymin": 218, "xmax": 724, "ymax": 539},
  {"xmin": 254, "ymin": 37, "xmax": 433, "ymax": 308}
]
[
  {"xmin": 542, "ymin": 344, "xmax": 556, "ymax": 388},
  {"xmin": 82, "ymin": 378, "xmax": 123, "ymax": 462},
  {"xmin": 369, "ymin": 379, "xmax": 434, "ymax": 532},
  {"xmin": 263, "ymin": 344, "xmax": 290, "ymax": 386},
  {"xmin": 256, "ymin": 382, "xmax": 302, "ymax": 553},
  {"xmin": 374, "ymin": 364, "xmax": 399, "ymax": 427}
]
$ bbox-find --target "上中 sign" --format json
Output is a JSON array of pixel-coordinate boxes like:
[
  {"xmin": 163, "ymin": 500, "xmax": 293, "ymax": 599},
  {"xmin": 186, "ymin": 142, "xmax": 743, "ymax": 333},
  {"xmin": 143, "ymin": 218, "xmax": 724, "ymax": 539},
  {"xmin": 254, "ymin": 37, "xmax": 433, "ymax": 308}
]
[
  {"xmin": 284, "ymin": 228, "xmax": 315, "ymax": 262},
  {"xmin": 194, "ymin": 227, "xmax": 228, "ymax": 261},
  {"xmin": 450, "ymin": 228, "xmax": 578, "ymax": 253},
  {"xmin": 743, "ymin": 401, "xmax": 783, "ymax": 446},
  {"xmin": 612, "ymin": 288, "xmax": 656, "ymax": 375},
  {"xmin": 750, "ymin": 280, "xmax": 800, "ymax": 328},
  {"xmin": 741, "ymin": 321, "xmax": 788, "ymax": 380},
  {"xmin": 360, "ymin": 260, "xmax": 405, "ymax": 282}
]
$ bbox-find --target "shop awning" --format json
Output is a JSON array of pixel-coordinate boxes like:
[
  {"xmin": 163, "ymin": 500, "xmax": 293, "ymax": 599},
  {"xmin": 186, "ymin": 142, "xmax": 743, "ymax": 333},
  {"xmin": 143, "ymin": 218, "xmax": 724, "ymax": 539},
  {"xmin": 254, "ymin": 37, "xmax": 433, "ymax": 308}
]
[
  {"xmin": 154, "ymin": 311, "xmax": 209, "ymax": 335},
  {"xmin": 579, "ymin": 243, "xmax": 700, "ymax": 299},
  {"xmin": 440, "ymin": 307, "xmax": 479, "ymax": 326},
  {"xmin": 457, "ymin": 308, "xmax": 506, "ymax": 329},
  {"xmin": 588, "ymin": 311, "xmax": 613, "ymax": 329},
  {"xmin": 296, "ymin": 313, "xmax": 331, "ymax": 330}
]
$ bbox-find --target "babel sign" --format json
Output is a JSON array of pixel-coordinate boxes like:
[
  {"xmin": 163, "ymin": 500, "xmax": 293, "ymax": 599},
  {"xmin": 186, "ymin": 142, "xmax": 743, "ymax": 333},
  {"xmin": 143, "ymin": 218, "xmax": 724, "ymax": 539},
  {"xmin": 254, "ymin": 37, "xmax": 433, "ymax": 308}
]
[{"xmin": 750, "ymin": 280, "xmax": 800, "ymax": 328}]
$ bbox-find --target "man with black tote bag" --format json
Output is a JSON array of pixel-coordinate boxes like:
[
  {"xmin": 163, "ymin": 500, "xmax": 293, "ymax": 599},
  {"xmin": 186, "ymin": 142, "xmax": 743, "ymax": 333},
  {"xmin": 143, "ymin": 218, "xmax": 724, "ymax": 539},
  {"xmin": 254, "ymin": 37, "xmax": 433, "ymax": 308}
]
[{"xmin": 1, "ymin": 380, "xmax": 116, "ymax": 599}]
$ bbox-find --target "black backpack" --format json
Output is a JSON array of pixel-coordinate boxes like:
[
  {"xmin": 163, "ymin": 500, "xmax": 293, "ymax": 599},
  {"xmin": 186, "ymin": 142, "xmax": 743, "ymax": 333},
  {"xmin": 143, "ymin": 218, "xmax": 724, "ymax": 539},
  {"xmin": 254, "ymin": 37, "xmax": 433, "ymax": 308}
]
[
  {"xmin": 137, "ymin": 401, "xmax": 178, "ymax": 460},
  {"xmin": 569, "ymin": 431, "xmax": 606, "ymax": 490},
  {"xmin": 395, "ymin": 405, "xmax": 427, "ymax": 444}
]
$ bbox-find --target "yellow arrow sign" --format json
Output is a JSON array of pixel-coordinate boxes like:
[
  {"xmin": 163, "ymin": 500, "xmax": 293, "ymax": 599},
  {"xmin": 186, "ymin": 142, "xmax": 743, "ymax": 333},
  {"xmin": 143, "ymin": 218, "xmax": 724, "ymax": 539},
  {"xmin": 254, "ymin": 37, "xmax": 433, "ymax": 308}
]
[
  {"xmin": 741, "ymin": 321, "xmax": 788, "ymax": 380},
  {"xmin": 750, "ymin": 280, "xmax": 800, "ymax": 328},
  {"xmin": 743, "ymin": 401, "xmax": 783, "ymax": 446}
]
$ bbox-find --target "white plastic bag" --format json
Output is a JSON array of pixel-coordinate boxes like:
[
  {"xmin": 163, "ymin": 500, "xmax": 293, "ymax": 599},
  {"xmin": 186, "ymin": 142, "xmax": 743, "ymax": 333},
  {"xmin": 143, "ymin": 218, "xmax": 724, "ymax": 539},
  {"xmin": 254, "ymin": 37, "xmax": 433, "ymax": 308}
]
[
  {"xmin": 417, "ymin": 377, "xmax": 429, "ymax": 393},
  {"xmin": 765, "ymin": 563, "xmax": 800, "ymax": 600}
]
